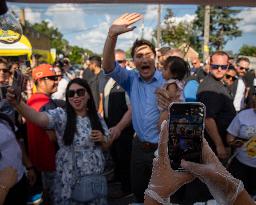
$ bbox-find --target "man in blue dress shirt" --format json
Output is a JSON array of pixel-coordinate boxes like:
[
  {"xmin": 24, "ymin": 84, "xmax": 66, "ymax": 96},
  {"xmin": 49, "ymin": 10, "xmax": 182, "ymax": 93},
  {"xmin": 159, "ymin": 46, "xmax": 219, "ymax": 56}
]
[{"xmin": 102, "ymin": 13, "xmax": 165, "ymax": 202}]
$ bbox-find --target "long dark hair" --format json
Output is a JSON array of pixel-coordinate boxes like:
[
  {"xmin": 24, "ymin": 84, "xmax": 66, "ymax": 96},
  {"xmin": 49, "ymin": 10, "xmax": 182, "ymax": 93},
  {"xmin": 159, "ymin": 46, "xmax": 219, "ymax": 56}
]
[{"xmin": 63, "ymin": 78, "xmax": 104, "ymax": 146}]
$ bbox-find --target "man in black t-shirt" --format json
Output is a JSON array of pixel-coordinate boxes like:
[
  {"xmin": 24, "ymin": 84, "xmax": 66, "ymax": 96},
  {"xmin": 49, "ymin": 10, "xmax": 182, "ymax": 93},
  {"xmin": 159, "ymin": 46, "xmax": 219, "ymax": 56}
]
[{"xmin": 197, "ymin": 51, "xmax": 236, "ymax": 160}]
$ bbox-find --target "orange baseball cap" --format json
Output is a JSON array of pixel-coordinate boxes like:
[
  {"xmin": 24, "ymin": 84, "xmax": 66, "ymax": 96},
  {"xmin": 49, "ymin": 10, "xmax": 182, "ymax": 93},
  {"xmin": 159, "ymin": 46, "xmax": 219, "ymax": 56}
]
[{"xmin": 32, "ymin": 64, "xmax": 56, "ymax": 81}]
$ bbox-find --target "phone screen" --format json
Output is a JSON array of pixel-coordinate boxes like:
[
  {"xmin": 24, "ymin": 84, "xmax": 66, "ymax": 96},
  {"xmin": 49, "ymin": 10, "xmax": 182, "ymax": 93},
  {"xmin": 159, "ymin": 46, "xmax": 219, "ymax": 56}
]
[
  {"xmin": 168, "ymin": 102, "xmax": 205, "ymax": 171},
  {"xmin": 0, "ymin": 85, "xmax": 8, "ymax": 101},
  {"xmin": 12, "ymin": 70, "xmax": 25, "ymax": 103}
]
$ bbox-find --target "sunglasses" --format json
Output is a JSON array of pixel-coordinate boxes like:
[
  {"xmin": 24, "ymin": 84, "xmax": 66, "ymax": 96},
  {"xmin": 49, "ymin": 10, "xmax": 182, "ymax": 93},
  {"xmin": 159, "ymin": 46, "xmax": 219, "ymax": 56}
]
[
  {"xmin": 210, "ymin": 64, "xmax": 228, "ymax": 70},
  {"xmin": 43, "ymin": 76, "xmax": 59, "ymax": 81},
  {"xmin": 239, "ymin": 66, "xmax": 249, "ymax": 71},
  {"xmin": 225, "ymin": 74, "xmax": 237, "ymax": 81},
  {"xmin": 117, "ymin": 60, "xmax": 126, "ymax": 64},
  {"xmin": 0, "ymin": 69, "xmax": 9, "ymax": 73},
  {"xmin": 67, "ymin": 88, "xmax": 86, "ymax": 98}
]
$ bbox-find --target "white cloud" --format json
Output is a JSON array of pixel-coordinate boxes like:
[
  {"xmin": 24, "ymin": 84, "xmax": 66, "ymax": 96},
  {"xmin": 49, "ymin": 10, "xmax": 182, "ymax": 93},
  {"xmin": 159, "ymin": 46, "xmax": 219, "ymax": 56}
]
[
  {"xmin": 71, "ymin": 16, "xmax": 110, "ymax": 53},
  {"xmin": 70, "ymin": 15, "xmax": 153, "ymax": 54},
  {"xmin": 163, "ymin": 14, "xmax": 195, "ymax": 27},
  {"xmin": 24, "ymin": 8, "xmax": 42, "ymax": 24},
  {"xmin": 45, "ymin": 4, "xmax": 87, "ymax": 31},
  {"xmin": 44, "ymin": 19, "xmax": 54, "ymax": 28},
  {"xmin": 144, "ymin": 5, "xmax": 158, "ymax": 21},
  {"xmin": 237, "ymin": 8, "xmax": 256, "ymax": 33},
  {"xmin": 174, "ymin": 14, "xmax": 195, "ymax": 23}
]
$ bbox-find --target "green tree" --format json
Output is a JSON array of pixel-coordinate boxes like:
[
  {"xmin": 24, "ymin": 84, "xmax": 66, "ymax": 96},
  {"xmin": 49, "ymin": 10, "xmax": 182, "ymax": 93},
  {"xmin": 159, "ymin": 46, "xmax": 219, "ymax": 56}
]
[
  {"xmin": 30, "ymin": 21, "xmax": 69, "ymax": 54},
  {"xmin": 68, "ymin": 46, "xmax": 85, "ymax": 64},
  {"xmin": 193, "ymin": 6, "xmax": 242, "ymax": 51},
  {"xmin": 83, "ymin": 49, "xmax": 94, "ymax": 58},
  {"xmin": 239, "ymin": 45, "xmax": 256, "ymax": 57},
  {"xmin": 156, "ymin": 9, "xmax": 194, "ymax": 48},
  {"xmin": 68, "ymin": 46, "xmax": 95, "ymax": 64},
  {"xmin": 27, "ymin": 21, "xmax": 95, "ymax": 64}
]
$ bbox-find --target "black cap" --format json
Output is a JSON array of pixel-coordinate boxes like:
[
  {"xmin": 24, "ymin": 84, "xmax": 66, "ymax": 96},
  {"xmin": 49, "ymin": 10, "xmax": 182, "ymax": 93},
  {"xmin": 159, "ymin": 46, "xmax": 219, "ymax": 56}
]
[{"xmin": 0, "ymin": 0, "xmax": 8, "ymax": 15}]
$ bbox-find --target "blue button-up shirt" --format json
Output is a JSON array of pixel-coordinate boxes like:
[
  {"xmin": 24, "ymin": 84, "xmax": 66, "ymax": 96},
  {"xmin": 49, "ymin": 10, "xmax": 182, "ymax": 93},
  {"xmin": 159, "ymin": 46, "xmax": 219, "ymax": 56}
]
[{"xmin": 104, "ymin": 62, "xmax": 165, "ymax": 143}]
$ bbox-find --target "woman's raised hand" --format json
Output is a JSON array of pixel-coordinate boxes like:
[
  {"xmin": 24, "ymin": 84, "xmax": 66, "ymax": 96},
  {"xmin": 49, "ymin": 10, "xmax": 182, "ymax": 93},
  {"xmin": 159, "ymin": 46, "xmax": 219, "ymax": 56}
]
[{"xmin": 109, "ymin": 13, "xmax": 143, "ymax": 37}]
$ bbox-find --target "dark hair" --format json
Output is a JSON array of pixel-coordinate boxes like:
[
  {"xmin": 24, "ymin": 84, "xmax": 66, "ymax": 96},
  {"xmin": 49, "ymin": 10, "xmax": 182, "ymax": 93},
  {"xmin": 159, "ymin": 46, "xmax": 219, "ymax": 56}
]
[
  {"xmin": 63, "ymin": 58, "xmax": 70, "ymax": 65},
  {"xmin": 63, "ymin": 78, "xmax": 104, "ymax": 146},
  {"xmin": 131, "ymin": 39, "xmax": 156, "ymax": 58},
  {"xmin": 54, "ymin": 60, "xmax": 64, "ymax": 69},
  {"xmin": 89, "ymin": 55, "xmax": 102, "ymax": 68},
  {"xmin": 164, "ymin": 56, "xmax": 190, "ymax": 80},
  {"xmin": 210, "ymin": 51, "xmax": 229, "ymax": 63},
  {"xmin": 236, "ymin": 57, "xmax": 250, "ymax": 65},
  {"xmin": 0, "ymin": 58, "xmax": 8, "ymax": 66},
  {"xmin": 227, "ymin": 64, "xmax": 236, "ymax": 71}
]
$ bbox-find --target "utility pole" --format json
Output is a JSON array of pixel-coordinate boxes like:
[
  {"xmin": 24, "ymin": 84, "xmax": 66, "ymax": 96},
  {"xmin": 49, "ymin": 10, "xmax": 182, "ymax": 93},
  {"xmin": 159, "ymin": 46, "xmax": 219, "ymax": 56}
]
[
  {"xmin": 141, "ymin": 19, "xmax": 144, "ymax": 39},
  {"xmin": 19, "ymin": 8, "xmax": 25, "ymax": 26},
  {"xmin": 156, "ymin": 4, "xmax": 161, "ymax": 49},
  {"xmin": 203, "ymin": 5, "xmax": 210, "ymax": 62}
]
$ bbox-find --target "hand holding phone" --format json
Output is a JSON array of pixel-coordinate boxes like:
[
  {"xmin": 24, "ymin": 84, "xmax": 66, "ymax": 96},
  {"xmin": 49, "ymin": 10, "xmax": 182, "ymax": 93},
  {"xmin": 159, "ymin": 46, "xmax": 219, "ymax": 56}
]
[
  {"xmin": 168, "ymin": 102, "xmax": 205, "ymax": 171},
  {"xmin": 12, "ymin": 70, "xmax": 26, "ymax": 103},
  {"xmin": 0, "ymin": 85, "xmax": 9, "ymax": 101}
]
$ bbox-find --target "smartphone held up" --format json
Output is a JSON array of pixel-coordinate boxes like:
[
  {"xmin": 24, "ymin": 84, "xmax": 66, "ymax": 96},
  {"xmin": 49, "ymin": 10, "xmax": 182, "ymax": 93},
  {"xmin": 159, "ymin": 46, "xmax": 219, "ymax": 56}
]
[
  {"xmin": 0, "ymin": 85, "xmax": 8, "ymax": 101},
  {"xmin": 168, "ymin": 102, "xmax": 205, "ymax": 171},
  {"xmin": 12, "ymin": 70, "xmax": 26, "ymax": 102}
]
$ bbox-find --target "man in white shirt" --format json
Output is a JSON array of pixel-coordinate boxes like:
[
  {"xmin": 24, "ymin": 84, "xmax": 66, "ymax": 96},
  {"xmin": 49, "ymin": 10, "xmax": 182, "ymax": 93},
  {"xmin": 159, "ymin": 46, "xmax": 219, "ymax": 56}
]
[{"xmin": 234, "ymin": 57, "xmax": 250, "ymax": 111}]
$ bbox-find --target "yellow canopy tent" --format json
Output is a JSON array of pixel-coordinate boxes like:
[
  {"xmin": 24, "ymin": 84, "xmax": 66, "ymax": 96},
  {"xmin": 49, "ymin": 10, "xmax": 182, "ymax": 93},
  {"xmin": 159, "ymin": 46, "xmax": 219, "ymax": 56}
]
[{"xmin": 0, "ymin": 34, "xmax": 32, "ymax": 60}]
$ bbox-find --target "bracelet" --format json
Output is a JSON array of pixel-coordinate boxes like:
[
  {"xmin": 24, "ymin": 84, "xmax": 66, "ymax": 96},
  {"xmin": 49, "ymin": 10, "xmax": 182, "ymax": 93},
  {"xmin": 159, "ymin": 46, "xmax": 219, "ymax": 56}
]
[
  {"xmin": 144, "ymin": 188, "xmax": 170, "ymax": 205},
  {"xmin": 0, "ymin": 184, "xmax": 8, "ymax": 192}
]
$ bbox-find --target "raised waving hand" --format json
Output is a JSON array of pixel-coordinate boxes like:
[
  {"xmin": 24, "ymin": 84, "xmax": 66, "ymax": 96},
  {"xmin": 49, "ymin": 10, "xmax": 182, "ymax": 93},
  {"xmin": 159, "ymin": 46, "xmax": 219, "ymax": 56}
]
[{"xmin": 109, "ymin": 13, "xmax": 143, "ymax": 37}]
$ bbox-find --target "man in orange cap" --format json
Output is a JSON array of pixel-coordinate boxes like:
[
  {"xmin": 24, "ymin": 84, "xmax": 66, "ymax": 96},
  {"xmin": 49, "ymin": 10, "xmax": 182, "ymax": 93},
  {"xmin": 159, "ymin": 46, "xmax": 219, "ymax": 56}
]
[{"xmin": 27, "ymin": 64, "xmax": 59, "ymax": 205}]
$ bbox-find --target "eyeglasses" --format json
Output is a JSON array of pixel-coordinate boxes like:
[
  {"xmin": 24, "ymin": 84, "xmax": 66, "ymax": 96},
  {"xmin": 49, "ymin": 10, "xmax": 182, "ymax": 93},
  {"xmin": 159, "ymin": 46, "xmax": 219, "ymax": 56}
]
[
  {"xmin": 117, "ymin": 60, "xmax": 126, "ymax": 64},
  {"xmin": 210, "ymin": 64, "xmax": 228, "ymax": 70},
  {"xmin": 225, "ymin": 74, "xmax": 237, "ymax": 81},
  {"xmin": 0, "ymin": 69, "xmax": 9, "ymax": 73},
  {"xmin": 43, "ymin": 76, "xmax": 58, "ymax": 81},
  {"xmin": 239, "ymin": 66, "xmax": 249, "ymax": 71},
  {"xmin": 67, "ymin": 88, "xmax": 86, "ymax": 98}
]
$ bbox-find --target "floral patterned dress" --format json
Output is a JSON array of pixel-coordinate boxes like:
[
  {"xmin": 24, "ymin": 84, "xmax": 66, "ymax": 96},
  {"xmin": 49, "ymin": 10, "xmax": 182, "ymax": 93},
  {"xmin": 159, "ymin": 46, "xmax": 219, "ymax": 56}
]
[{"xmin": 45, "ymin": 107, "xmax": 110, "ymax": 205}]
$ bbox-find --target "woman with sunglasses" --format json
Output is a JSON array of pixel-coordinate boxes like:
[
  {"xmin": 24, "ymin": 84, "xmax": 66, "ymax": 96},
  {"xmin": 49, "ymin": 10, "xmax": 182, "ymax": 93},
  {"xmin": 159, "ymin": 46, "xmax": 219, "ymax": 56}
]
[{"xmin": 6, "ymin": 78, "xmax": 112, "ymax": 205}]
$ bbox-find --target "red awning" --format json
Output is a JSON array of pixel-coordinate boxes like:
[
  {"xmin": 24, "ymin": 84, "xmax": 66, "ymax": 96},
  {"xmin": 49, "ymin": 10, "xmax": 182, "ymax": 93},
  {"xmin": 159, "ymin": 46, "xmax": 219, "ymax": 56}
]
[{"xmin": 7, "ymin": 0, "xmax": 256, "ymax": 7}]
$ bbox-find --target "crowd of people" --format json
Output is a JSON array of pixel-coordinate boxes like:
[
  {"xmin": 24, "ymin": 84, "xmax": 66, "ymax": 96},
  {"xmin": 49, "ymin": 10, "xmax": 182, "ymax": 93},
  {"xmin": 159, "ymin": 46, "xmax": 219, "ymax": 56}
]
[{"xmin": 0, "ymin": 12, "xmax": 255, "ymax": 205}]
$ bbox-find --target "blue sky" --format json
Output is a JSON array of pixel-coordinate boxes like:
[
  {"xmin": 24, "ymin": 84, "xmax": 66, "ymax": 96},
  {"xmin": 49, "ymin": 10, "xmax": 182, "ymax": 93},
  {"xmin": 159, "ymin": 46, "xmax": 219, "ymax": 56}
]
[{"xmin": 7, "ymin": 3, "xmax": 256, "ymax": 55}]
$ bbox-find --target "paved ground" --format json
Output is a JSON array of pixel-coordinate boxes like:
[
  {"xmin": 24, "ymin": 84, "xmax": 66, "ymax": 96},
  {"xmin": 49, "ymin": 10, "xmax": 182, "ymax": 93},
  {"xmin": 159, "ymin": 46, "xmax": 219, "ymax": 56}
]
[{"xmin": 107, "ymin": 179, "xmax": 135, "ymax": 205}]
